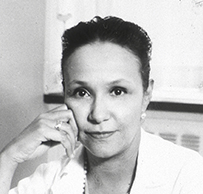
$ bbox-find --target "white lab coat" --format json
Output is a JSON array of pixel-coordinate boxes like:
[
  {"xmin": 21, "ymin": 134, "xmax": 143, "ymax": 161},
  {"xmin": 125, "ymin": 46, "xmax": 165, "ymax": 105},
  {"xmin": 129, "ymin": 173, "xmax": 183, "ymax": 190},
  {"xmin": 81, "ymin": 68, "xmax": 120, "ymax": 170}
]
[{"xmin": 10, "ymin": 129, "xmax": 203, "ymax": 194}]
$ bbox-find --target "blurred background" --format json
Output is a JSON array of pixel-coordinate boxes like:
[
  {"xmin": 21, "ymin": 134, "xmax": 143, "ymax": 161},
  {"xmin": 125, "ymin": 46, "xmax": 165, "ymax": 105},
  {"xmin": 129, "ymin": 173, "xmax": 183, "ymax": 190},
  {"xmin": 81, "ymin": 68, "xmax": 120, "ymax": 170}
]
[{"xmin": 0, "ymin": 0, "xmax": 203, "ymax": 188}]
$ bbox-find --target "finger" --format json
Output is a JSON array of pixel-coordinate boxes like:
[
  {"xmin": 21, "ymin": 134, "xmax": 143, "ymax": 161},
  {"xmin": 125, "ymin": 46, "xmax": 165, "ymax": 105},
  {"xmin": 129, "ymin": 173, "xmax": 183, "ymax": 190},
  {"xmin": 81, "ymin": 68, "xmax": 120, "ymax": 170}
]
[
  {"xmin": 30, "ymin": 122, "xmax": 76, "ymax": 160},
  {"xmin": 60, "ymin": 133, "xmax": 75, "ymax": 159},
  {"xmin": 46, "ymin": 109, "xmax": 78, "ymax": 139},
  {"xmin": 27, "ymin": 141, "xmax": 60, "ymax": 160},
  {"xmin": 27, "ymin": 118, "xmax": 61, "ymax": 141},
  {"xmin": 33, "ymin": 118, "xmax": 76, "ymax": 151},
  {"xmin": 37, "ymin": 105, "xmax": 78, "ymax": 135},
  {"xmin": 47, "ymin": 104, "xmax": 68, "ymax": 113},
  {"xmin": 68, "ymin": 114, "xmax": 78, "ymax": 138},
  {"xmin": 59, "ymin": 123, "xmax": 76, "ymax": 141},
  {"xmin": 32, "ymin": 122, "xmax": 62, "ymax": 143},
  {"xmin": 35, "ymin": 118, "xmax": 67, "ymax": 131},
  {"xmin": 40, "ymin": 117, "xmax": 77, "ymax": 140},
  {"xmin": 59, "ymin": 123, "xmax": 76, "ymax": 152},
  {"xmin": 11, "ymin": 123, "xmax": 63, "ymax": 163},
  {"xmin": 42, "ymin": 104, "xmax": 69, "ymax": 120},
  {"xmin": 40, "ymin": 110, "xmax": 73, "ymax": 123}
]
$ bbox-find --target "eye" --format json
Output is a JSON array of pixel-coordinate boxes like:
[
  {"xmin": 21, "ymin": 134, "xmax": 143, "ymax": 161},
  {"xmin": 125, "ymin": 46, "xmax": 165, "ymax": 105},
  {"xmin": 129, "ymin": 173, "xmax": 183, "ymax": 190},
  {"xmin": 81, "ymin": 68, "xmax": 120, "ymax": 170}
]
[
  {"xmin": 74, "ymin": 88, "xmax": 90, "ymax": 98},
  {"xmin": 111, "ymin": 87, "xmax": 127, "ymax": 96}
]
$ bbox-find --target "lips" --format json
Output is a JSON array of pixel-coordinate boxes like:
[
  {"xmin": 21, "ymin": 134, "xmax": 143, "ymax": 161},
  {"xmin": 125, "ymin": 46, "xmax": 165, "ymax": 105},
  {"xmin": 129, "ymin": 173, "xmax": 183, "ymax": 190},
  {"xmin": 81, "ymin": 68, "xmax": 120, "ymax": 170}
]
[{"xmin": 85, "ymin": 131, "xmax": 115, "ymax": 139}]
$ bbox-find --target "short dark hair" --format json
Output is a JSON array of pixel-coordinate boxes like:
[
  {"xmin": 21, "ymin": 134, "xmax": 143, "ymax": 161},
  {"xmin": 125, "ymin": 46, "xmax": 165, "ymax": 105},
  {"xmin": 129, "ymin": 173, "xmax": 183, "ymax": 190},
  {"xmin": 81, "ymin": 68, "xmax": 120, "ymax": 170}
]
[{"xmin": 62, "ymin": 16, "xmax": 152, "ymax": 91}]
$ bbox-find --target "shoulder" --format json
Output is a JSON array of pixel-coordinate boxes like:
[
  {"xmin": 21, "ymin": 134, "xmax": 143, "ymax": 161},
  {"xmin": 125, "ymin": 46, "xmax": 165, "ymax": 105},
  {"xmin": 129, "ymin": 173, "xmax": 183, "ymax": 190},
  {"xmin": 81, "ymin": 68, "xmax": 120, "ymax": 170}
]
[{"xmin": 136, "ymin": 129, "xmax": 203, "ymax": 192}]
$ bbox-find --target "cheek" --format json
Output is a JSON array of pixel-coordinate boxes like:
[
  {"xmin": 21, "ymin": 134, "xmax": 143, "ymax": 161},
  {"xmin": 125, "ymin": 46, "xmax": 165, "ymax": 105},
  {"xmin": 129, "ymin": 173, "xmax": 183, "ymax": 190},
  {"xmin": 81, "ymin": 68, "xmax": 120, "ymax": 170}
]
[
  {"xmin": 118, "ymin": 108, "xmax": 141, "ymax": 143},
  {"xmin": 118, "ymin": 98, "xmax": 143, "ymax": 119},
  {"xmin": 117, "ymin": 100, "xmax": 142, "ymax": 132},
  {"xmin": 120, "ymin": 108, "xmax": 141, "ymax": 130},
  {"xmin": 65, "ymin": 100, "xmax": 89, "ymax": 128},
  {"xmin": 114, "ymin": 103, "xmax": 141, "ymax": 125}
]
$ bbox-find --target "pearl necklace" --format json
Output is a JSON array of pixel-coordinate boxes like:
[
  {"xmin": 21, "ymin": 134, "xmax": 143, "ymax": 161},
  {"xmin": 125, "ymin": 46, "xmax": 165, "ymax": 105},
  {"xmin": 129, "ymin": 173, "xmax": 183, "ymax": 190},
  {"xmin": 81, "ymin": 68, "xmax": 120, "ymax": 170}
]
[
  {"xmin": 82, "ymin": 150, "xmax": 88, "ymax": 194},
  {"xmin": 82, "ymin": 150, "xmax": 138, "ymax": 194}
]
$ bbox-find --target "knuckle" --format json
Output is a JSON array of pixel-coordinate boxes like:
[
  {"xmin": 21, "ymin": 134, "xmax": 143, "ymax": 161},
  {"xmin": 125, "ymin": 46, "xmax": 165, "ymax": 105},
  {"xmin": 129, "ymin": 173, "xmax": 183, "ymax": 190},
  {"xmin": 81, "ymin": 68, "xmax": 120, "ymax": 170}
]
[
  {"xmin": 36, "ymin": 126, "xmax": 45, "ymax": 134},
  {"xmin": 36, "ymin": 113, "xmax": 47, "ymax": 121},
  {"xmin": 66, "ymin": 109, "xmax": 74, "ymax": 117},
  {"xmin": 37, "ymin": 117, "xmax": 46, "ymax": 126},
  {"xmin": 35, "ymin": 121, "xmax": 47, "ymax": 134}
]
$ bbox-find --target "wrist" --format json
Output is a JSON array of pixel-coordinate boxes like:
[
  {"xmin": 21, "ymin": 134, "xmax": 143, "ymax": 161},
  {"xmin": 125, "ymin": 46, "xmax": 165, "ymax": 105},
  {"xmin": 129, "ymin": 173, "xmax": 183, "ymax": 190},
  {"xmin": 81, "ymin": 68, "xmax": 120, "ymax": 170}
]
[
  {"xmin": 0, "ymin": 147, "xmax": 19, "ymax": 170},
  {"xmin": 0, "ymin": 149, "xmax": 18, "ymax": 194}
]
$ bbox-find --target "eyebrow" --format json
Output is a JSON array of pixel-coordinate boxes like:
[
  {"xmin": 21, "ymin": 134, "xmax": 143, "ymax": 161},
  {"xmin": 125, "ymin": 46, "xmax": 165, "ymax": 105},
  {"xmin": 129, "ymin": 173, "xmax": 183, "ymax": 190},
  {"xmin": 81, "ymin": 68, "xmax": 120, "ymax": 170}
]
[
  {"xmin": 109, "ymin": 79, "xmax": 131, "ymax": 85},
  {"xmin": 67, "ymin": 79, "xmax": 131, "ymax": 86},
  {"xmin": 66, "ymin": 80, "xmax": 88, "ymax": 87}
]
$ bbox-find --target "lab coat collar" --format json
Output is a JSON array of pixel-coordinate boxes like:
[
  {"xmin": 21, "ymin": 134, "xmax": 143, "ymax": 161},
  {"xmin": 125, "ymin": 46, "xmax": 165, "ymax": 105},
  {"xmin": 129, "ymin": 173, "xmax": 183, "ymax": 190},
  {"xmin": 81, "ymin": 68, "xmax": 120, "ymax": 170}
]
[
  {"xmin": 131, "ymin": 129, "xmax": 167, "ymax": 192},
  {"xmin": 54, "ymin": 129, "xmax": 166, "ymax": 193}
]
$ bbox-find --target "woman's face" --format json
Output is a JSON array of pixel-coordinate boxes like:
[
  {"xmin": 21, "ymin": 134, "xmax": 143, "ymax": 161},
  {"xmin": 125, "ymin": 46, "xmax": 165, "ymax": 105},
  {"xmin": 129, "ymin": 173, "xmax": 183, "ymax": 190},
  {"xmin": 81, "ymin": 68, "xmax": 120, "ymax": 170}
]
[{"xmin": 64, "ymin": 41, "xmax": 152, "ymax": 159}]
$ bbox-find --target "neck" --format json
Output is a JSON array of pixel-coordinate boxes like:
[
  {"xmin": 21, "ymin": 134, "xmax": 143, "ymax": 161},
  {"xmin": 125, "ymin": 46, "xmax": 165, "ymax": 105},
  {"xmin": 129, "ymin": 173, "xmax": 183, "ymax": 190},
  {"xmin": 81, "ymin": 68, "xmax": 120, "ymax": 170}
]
[
  {"xmin": 85, "ymin": 134, "xmax": 140, "ymax": 193},
  {"xmin": 87, "ymin": 149, "xmax": 138, "ymax": 175}
]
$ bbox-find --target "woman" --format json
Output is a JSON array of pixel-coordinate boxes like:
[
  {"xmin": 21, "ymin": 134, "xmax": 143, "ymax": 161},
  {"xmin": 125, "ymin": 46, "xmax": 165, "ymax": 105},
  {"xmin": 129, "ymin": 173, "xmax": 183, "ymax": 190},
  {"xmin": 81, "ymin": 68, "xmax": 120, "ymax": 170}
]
[{"xmin": 1, "ymin": 16, "xmax": 203, "ymax": 194}]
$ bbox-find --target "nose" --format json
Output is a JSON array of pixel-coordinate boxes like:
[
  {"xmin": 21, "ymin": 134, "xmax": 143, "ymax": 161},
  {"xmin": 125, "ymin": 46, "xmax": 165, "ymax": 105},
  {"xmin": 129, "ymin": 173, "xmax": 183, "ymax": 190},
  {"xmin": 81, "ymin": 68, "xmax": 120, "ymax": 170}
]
[{"xmin": 88, "ymin": 97, "xmax": 110, "ymax": 124}]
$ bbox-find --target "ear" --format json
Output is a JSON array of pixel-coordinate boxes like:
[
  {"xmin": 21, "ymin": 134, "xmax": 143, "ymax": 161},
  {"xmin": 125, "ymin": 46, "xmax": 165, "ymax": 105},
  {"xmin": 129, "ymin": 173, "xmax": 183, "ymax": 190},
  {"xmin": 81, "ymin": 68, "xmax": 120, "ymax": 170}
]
[{"xmin": 141, "ymin": 79, "xmax": 154, "ymax": 112}]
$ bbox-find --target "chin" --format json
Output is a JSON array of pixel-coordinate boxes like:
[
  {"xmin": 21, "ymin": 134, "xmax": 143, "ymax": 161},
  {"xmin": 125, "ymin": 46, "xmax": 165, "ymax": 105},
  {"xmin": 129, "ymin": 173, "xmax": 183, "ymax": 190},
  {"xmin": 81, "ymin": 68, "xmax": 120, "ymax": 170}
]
[{"xmin": 84, "ymin": 144, "xmax": 123, "ymax": 160}]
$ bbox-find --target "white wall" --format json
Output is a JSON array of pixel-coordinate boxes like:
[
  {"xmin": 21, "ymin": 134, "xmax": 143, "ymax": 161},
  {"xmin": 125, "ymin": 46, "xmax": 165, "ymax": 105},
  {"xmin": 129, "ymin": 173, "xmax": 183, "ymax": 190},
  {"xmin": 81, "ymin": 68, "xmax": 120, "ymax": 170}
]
[{"xmin": 0, "ymin": 0, "xmax": 47, "ymax": 187}]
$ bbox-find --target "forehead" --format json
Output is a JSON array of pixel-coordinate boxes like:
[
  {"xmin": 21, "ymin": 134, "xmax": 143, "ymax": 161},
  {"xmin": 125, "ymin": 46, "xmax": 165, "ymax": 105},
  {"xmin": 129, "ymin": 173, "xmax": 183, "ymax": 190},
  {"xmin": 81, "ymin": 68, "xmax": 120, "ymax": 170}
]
[{"xmin": 64, "ymin": 41, "xmax": 142, "ymax": 84}]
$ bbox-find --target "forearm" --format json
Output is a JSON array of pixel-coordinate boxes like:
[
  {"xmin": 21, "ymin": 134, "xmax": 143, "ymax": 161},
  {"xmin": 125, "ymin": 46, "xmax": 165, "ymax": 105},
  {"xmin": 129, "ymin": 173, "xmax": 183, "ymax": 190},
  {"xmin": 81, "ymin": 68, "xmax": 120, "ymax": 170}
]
[
  {"xmin": 0, "ymin": 105, "xmax": 76, "ymax": 194},
  {"xmin": 0, "ymin": 150, "xmax": 18, "ymax": 194}
]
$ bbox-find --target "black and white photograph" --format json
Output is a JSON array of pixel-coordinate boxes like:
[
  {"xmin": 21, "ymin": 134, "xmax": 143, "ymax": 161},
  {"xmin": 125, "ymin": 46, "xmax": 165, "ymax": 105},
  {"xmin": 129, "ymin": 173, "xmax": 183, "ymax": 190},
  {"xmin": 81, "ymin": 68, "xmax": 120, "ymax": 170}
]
[{"xmin": 1, "ymin": 0, "xmax": 203, "ymax": 193}]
